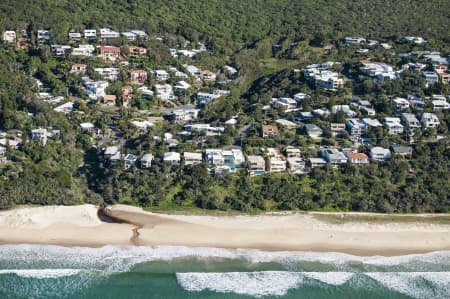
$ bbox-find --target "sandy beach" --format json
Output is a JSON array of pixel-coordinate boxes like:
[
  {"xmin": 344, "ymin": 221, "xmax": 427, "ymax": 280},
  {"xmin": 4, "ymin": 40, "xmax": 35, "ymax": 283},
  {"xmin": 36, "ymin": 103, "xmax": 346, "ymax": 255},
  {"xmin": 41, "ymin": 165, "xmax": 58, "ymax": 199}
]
[{"xmin": 0, "ymin": 204, "xmax": 449, "ymax": 255}]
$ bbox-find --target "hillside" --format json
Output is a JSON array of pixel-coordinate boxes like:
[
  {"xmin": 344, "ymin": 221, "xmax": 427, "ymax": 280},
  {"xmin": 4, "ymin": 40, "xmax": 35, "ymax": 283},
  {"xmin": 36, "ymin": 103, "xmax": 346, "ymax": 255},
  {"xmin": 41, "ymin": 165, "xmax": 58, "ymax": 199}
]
[{"xmin": 0, "ymin": 0, "xmax": 449, "ymax": 53}]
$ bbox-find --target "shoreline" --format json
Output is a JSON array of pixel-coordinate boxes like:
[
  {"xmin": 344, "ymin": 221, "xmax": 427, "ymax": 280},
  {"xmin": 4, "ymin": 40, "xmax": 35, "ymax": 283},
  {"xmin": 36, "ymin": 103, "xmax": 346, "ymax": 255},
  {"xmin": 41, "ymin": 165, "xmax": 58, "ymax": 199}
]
[{"xmin": 0, "ymin": 204, "xmax": 449, "ymax": 256}]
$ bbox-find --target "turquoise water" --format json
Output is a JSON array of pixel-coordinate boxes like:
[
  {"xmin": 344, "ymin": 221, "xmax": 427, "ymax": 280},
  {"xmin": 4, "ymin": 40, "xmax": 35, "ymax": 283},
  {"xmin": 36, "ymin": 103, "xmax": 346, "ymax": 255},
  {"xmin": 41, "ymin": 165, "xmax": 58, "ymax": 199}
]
[{"xmin": 0, "ymin": 245, "xmax": 449, "ymax": 299}]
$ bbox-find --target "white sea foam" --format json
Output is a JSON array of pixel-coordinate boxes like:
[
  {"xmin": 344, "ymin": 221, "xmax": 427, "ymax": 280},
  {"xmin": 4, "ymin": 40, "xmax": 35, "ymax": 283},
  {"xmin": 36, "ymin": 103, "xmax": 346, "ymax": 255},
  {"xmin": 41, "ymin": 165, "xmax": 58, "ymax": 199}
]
[
  {"xmin": 0, "ymin": 244, "xmax": 449, "ymax": 273},
  {"xmin": 176, "ymin": 271, "xmax": 355, "ymax": 296},
  {"xmin": 304, "ymin": 272, "xmax": 354, "ymax": 285},
  {"xmin": 0, "ymin": 269, "xmax": 83, "ymax": 279},
  {"xmin": 365, "ymin": 272, "xmax": 450, "ymax": 299},
  {"xmin": 176, "ymin": 271, "xmax": 304, "ymax": 297}
]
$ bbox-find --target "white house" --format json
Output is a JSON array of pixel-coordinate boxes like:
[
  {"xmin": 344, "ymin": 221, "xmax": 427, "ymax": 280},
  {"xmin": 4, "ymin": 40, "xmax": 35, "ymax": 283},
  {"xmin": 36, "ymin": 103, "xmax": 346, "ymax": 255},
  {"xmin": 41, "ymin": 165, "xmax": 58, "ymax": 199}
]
[
  {"xmin": 37, "ymin": 30, "xmax": 50, "ymax": 41},
  {"xmin": 94, "ymin": 68, "xmax": 119, "ymax": 81},
  {"xmin": 344, "ymin": 37, "xmax": 366, "ymax": 44},
  {"xmin": 197, "ymin": 92, "xmax": 220, "ymax": 105},
  {"xmin": 72, "ymin": 44, "xmax": 95, "ymax": 56},
  {"xmin": 321, "ymin": 148, "xmax": 347, "ymax": 167},
  {"xmin": 183, "ymin": 152, "xmax": 203, "ymax": 165},
  {"xmin": 2, "ymin": 31, "xmax": 16, "ymax": 43},
  {"xmin": 84, "ymin": 80, "xmax": 109, "ymax": 100},
  {"xmin": 393, "ymin": 97, "xmax": 409, "ymax": 112},
  {"xmin": 100, "ymin": 28, "xmax": 120, "ymax": 39},
  {"xmin": 83, "ymin": 29, "xmax": 97, "ymax": 39},
  {"xmin": 272, "ymin": 97, "xmax": 297, "ymax": 110},
  {"xmin": 385, "ymin": 117, "xmax": 404, "ymax": 135},
  {"xmin": 370, "ymin": 147, "xmax": 391, "ymax": 161},
  {"xmin": 152, "ymin": 70, "xmax": 170, "ymax": 81},
  {"xmin": 169, "ymin": 109, "xmax": 199, "ymax": 122},
  {"xmin": 421, "ymin": 113, "xmax": 440, "ymax": 128},
  {"xmin": 163, "ymin": 152, "xmax": 181, "ymax": 165},
  {"xmin": 124, "ymin": 154, "xmax": 138, "ymax": 169},
  {"xmin": 422, "ymin": 71, "xmax": 439, "ymax": 87},
  {"xmin": 154, "ymin": 84, "xmax": 174, "ymax": 100},
  {"xmin": 401, "ymin": 113, "xmax": 421, "ymax": 136}
]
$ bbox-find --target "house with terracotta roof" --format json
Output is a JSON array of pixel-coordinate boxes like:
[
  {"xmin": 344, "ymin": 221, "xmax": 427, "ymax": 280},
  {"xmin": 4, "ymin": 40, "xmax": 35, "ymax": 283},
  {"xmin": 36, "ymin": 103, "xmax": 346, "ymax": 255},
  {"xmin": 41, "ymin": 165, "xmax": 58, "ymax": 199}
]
[
  {"xmin": 130, "ymin": 69, "xmax": 147, "ymax": 84},
  {"xmin": 103, "ymin": 94, "xmax": 117, "ymax": 106},
  {"xmin": 121, "ymin": 86, "xmax": 134, "ymax": 107},
  {"xmin": 128, "ymin": 45, "xmax": 147, "ymax": 57},
  {"xmin": 345, "ymin": 151, "xmax": 369, "ymax": 164},
  {"xmin": 70, "ymin": 64, "xmax": 87, "ymax": 74},
  {"xmin": 98, "ymin": 46, "xmax": 121, "ymax": 61},
  {"xmin": 261, "ymin": 125, "xmax": 278, "ymax": 138}
]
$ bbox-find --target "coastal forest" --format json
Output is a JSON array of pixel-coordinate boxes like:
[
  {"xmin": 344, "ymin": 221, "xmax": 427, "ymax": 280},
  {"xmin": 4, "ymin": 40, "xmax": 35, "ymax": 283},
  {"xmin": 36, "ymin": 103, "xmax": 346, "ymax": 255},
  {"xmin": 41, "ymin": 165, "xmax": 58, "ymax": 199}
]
[{"xmin": 0, "ymin": 0, "xmax": 449, "ymax": 213}]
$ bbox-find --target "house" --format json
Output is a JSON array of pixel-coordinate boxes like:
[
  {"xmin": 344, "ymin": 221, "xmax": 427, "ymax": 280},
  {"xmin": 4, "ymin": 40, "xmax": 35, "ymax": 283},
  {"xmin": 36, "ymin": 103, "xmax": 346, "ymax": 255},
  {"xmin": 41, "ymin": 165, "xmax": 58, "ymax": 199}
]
[
  {"xmin": 124, "ymin": 154, "xmax": 138, "ymax": 169},
  {"xmin": 183, "ymin": 152, "xmax": 203, "ymax": 166},
  {"xmin": 184, "ymin": 124, "xmax": 224, "ymax": 135},
  {"xmin": 121, "ymin": 86, "xmax": 134, "ymax": 107},
  {"xmin": 305, "ymin": 124, "xmax": 323, "ymax": 138},
  {"xmin": 285, "ymin": 147, "xmax": 301, "ymax": 158},
  {"xmin": 315, "ymin": 71, "xmax": 344, "ymax": 90},
  {"xmin": 344, "ymin": 37, "xmax": 366, "ymax": 44},
  {"xmin": 99, "ymin": 46, "xmax": 121, "ymax": 61},
  {"xmin": 70, "ymin": 64, "xmax": 87, "ymax": 74},
  {"xmin": 275, "ymin": 119, "xmax": 298, "ymax": 129},
  {"xmin": 360, "ymin": 106, "xmax": 376, "ymax": 116},
  {"xmin": 393, "ymin": 97, "xmax": 410, "ymax": 113},
  {"xmin": 131, "ymin": 30, "xmax": 148, "ymax": 39},
  {"xmin": 370, "ymin": 147, "xmax": 391, "ymax": 161},
  {"xmin": 296, "ymin": 112, "xmax": 314, "ymax": 122},
  {"xmin": 247, "ymin": 155, "xmax": 266, "ymax": 175},
  {"xmin": 422, "ymin": 71, "xmax": 439, "ymax": 87},
  {"xmin": 154, "ymin": 84, "xmax": 174, "ymax": 100},
  {"xmin": 346, "ymin": 119, "xmax": 363, "ymax": 137},
  {"xmin": 391, "ymin": 145, "xmax": 413, "ymax": 157},
  {"xmin": 272, "ymin": 97, "xmax": 297, "ymax": 110},
  {"xmin": 202, "ymin": 70, "xmax": 216, "ymax": 83},
  {"xmin": 94, "ymin": 68, "xmax": 119, "ymax": 80},
  {"xmin": 432, "ymin": 99, "xmax": 450, "ymax": 111},
  {"xmin": 68, "ymin": 32, "xmax": 82, "ymax": 41},
  {"xmin": 137, "ymin": 86, "xmax": 153, "ymax": 99},
  {"xmin": 385, "ymin": 117, "xmax": 404, "ymax": 135},
  {"xmin": 330, "ymin": 123, "xmax": 346, "ymax": 136},
  {"xmin": 72, "ymin": 44, "xmax": 95, "ymax": 56},
  {"xmin": 104, "ymin": 146, "xmax": 119, "ymax": 157},
  {"xmin": 103, "ymin": 94, "xmax": 117, "ymax": 106},
  {"xmin": 130, "ymin": 69, "xmax": 147, "ymax": 84},
  {"xmin": 83, "ymin": 29, "xmax": 97, "ymax": 39},
  {"xmin": 128, "ymin": 46, "xmax": 147, "ymax": 57},
  {"xmin": 361, "ymin": 118, "xmax": 383, "ymax": 131},
  {"xmin": 321, "ymin": 148, "xmax": 347, "ymax": 167},
  {"xmin": 2, "ymin": 31, "xmax": 16, "ymax": 43},
  {"xmin": 100, "ymin": 28, "xmax": 120, "ymax": 39},
  {"xmin": 84, "ymin": 80, "xmax": 109, "ymax": 99},
  {"xmin": 407, "ymin": 94, "xmax": 426, "ymax": 110},
  {"xmin": 261, "ymin": 125, "xmax": 278, "ymax": 138},
  {"xmin": 287, "ymin": 157, "xmax": 306, "ymax": 174},
  {"xmin": 54, "ymin": 102, "xmax": 74, "ymax": 114},
  {"xmin": 294, "ymin": 93, "xmax": 310, "ymax": 102},
  {"xmin": 307, "ymin": 157, "xmax": 327, "ymax": 168},
  {"xmin": 345, "ymin": 151, "xmax": 369, "ymax": 164},
  {"xmin": 31, "ymin": 128, "xmax": 50, "ymax": 146},
  {"xmin": 163, "ymin": 152, "xmax": 181, "ymax": 165},
  {"xmin": 51, "ymin": 45, "xmax": 71, "ymax": 56},
  {"xmin": 79, "ymin": 122, "xmax": 95, "ymax": 134},
  {"xmin": 152, "ymin": 70, "xmax": 170, "ymax": 81},
  {"xmin": 37, "ymin": 30, "xmax": 50, "ymax": 41},
  {"xmin": 121, "ymin": 32, "xmax": 137, "ymax": 41},
  {"xmin": 109, "ymin": 151, "xmax": 122, "ymax": 167},
  {"xmin": 421, "ymin": 113, "xmax": 440, "ymax": 128},
  {"xmin": 197, "ymin": 92, "xmax": 219, "ymax": 105},
  {"xmin": 440, "ymin": 72, "xmax": 450, "ymax": 84},
  {"xmin": 140, "ymin": 153, "xmax": 154, "ymax": 169},
  {"xmin": 401, "ymin": 113, "xmax": 421, "ymax": 136},
  {"xmin": 265, "ymin": 148, "xmax": 286, "ymax": 172},
  {"xmin": 169, "ymin": 109, "xmax": 200, "ymax": 122},
  {"xmin": 174, "ymin": 81, "xmax": 191, "ymax": 95},
  {"xmin": 332, "ymin": 105, "xmax": 357, "ymax": 117}
]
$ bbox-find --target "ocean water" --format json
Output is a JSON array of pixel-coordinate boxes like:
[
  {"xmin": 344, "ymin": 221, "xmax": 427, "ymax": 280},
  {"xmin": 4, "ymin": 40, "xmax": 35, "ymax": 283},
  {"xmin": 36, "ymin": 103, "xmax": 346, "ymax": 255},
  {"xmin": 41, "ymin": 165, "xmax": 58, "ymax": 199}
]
[{"xmin": 0, "ymin": 245, "xmax": 449, "ymax": 299}]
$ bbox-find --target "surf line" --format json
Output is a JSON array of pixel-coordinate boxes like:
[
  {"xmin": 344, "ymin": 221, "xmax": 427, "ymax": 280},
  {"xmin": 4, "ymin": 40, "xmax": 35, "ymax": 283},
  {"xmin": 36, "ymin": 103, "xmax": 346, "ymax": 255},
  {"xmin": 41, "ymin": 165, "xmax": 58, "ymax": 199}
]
[{"xmin": 97, "ymin": 206, "xmax": 143, "ymax": 245}]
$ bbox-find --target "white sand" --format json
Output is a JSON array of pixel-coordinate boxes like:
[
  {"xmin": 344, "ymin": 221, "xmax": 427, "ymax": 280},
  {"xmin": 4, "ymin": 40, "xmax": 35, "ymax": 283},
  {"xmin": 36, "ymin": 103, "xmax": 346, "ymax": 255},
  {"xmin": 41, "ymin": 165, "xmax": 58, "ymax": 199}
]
[{"xmin": 0, "ymin": 204, "xmax": 449, "ymax": 255}]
